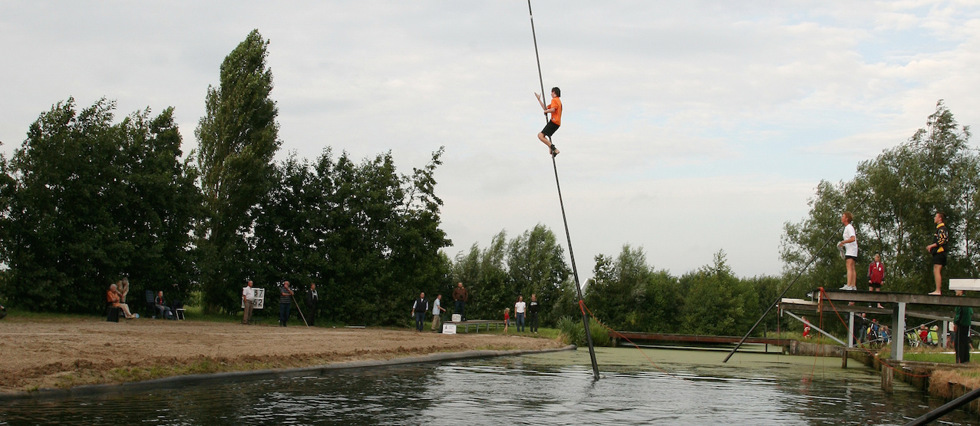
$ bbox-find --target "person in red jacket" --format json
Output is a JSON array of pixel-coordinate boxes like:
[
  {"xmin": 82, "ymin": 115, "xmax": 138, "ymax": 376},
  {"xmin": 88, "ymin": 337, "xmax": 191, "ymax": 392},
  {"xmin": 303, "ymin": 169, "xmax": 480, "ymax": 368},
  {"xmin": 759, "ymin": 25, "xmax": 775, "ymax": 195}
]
[{"xmin": 868, "ymin": 253, "xmax": 885, "ymax": 308}]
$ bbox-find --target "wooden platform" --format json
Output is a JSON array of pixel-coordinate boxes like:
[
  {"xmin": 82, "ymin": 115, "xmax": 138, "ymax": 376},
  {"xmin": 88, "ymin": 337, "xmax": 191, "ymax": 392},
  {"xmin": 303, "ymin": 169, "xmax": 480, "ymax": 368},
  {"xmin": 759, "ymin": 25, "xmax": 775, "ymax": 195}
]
[
  {"xmin": 817, "ymin": 289, "xmax": 980, "ymax": 307},
  {"xmin": 781, "ymin": 289, "xmax": 980, "ymax": 362}
]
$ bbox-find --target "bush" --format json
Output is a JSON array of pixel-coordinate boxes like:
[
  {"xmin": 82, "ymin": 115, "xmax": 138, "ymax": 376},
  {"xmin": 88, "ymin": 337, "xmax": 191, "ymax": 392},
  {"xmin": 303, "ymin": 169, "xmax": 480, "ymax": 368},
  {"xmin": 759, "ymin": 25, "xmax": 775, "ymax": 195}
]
[{"xmin": 557, "ymin": 316, "xmax": 611, "ymax": 347}]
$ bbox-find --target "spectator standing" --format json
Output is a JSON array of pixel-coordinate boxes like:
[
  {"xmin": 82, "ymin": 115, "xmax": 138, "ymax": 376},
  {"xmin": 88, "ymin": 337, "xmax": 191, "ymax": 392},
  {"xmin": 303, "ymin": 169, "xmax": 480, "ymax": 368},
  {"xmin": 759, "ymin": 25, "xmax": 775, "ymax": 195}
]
[
  {"xmin": 411, "ymin": 292, "xmax": 428, "ymax": 332},
  {"xmin": 503, "ymin": 308, "xmax": 510, "ymax": 333},
  {"xmin": 802, "ymin": 315, "xmax": 811, "ymax": 338},
  {"xmin": 242, "ymin": 280, "xmax": 255, "ymax": 325},
  {"xmin": 868, "ymin": 254, "xmax": 885, "ymax": 291},
  {"xmin": 453, "ymin": 282, "xmax": 469, "ymax": 321},
  {"xmin": 838, "ymin": 212, "xmax": 858, "ymax": 290},
  {"xmin": 868, "ymin": 253, "xmax": 885, "ymax": 308},
  {"xmin": 855, "ymin": 313, "xmax": 868, "ymax": 344},
  {"xmin": 927, "ymin": 212, "xmax": 949, "ymax": 295},
  {"xmin": 431, "ymin": 294, "xmax": 446, "ymax": 332},
  {"xmin": 279, "ymin": 281, "xmax": 294, "ymax": 327},
  {"xmin": 954, "ymin": 290, "xmax": 973, "ymax": 363},
  {"xmin": 306, "ymin": 283, "xmax": 319, "ymax": 326},
  {"xmin": 514, "ymin": 296, "xmax": 527, "ymax": 332},
  {"xmin": 118, "ymin": 277, "xmax": 131, "ymax": 303},
  {"xmin": 528, "ymin": 294, "xmax": 540, "ymax": 334}
]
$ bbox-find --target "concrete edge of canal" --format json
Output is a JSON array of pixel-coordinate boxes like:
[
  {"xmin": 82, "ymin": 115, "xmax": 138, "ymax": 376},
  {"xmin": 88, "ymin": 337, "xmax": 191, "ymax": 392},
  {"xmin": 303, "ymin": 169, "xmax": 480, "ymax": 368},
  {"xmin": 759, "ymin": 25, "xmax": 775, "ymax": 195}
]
[
  {"xmin": 788, "ymin": 339, "xmax": 980, "ymax": 418},
  {"xmin": 0, "ymin": 344, "xmax": 578, "ymax": 402}
]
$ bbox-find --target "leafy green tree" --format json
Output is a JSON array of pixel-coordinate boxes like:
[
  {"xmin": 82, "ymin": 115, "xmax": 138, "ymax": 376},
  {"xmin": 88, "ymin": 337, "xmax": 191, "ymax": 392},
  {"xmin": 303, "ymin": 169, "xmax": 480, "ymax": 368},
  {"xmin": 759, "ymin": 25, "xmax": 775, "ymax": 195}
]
[
  {"xmin": 0, "ymin": 98, "xmax": 199, "ymax": 312},
  {"xmin": 196, "ymin": 29, "xmax": 281, "ymax": 313},
  {"xmin": 246, "ymin": 148, "xmax": 450, "ymax": 326},
  {"xmin": 112, "ymin": 107, "xmax": 201, "ymax": 305},
  {"xmin": 679, "ymin": 251, "xmax": 759, "ymax": 335},
  {"xmin": 468, "ymin": 231, "xmax": 510, "ymax": 321},
  {"xmin": 584, "ymin": 245, "xmax": 680, "ymax": 332},
  {"xmin": 506, "ymin": 224, "xmax": 570, "ymax": 325},
  {"xmin": 387, "ymin": 148, "xmax": 452, "ymax": 323}
]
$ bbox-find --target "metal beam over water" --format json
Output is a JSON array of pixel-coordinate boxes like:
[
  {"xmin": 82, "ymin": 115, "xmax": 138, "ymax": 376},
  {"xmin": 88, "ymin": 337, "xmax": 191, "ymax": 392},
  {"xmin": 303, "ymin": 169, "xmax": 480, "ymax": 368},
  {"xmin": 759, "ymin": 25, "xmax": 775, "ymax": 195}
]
[{"xmin": 780, "ymin": 289, "xmax": 980, "ymax": 362}]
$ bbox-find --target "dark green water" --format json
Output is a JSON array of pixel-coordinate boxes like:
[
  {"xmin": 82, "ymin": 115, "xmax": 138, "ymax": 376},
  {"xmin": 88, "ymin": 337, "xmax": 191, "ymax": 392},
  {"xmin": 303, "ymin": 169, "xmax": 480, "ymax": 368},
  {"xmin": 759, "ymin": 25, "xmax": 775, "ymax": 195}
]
[{"xmin": 0, "ymin": 347, "xmax": 975, "ymax": 425}]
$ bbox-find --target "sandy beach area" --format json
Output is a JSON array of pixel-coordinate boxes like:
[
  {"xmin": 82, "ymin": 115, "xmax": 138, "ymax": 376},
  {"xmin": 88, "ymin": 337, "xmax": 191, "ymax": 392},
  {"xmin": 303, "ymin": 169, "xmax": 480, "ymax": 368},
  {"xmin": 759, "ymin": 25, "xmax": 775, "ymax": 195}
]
[{"xmin": 0, "ymin": 316, "xmax": 564, "ymax": 394}]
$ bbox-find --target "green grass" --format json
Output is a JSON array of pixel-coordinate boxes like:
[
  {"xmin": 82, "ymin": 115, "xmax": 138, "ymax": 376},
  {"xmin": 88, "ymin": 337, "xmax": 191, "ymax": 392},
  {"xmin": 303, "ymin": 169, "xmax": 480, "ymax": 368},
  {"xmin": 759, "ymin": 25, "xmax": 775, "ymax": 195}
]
[
  {"xmin": 904, "ymin": 352, "xmax": 958, "ymax": 363},
  {"xmin": 2, "ymin": 306, "xmax": 95, "ymax": 321}
]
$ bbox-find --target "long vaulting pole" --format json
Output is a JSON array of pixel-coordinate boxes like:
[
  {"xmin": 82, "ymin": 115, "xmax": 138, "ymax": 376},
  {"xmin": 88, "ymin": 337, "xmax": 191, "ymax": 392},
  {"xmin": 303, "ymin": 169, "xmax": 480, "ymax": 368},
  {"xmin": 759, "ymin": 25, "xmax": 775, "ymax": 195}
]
[{"xmin": 528, "ymin": 0, "xmax": 599, "ymax": 380}]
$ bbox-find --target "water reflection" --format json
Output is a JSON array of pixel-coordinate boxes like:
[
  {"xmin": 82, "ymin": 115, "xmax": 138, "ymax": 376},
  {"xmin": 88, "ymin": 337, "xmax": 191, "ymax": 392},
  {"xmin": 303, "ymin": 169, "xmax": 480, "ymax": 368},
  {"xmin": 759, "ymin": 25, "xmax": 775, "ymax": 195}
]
[{"xmin": 0, "ymin": 347, "xmax": 973, "ymax": 425}]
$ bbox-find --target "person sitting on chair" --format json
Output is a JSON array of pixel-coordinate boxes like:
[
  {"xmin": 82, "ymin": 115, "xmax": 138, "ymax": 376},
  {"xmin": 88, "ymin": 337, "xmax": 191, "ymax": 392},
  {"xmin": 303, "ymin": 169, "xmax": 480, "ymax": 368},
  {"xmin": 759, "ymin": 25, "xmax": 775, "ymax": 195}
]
[
  {"xmin": 107, "ymin": 283, "xmax": 137, "ymax": 319},
  {"xmin": 155, "ymin": 291, "xmax": 173, "ymax": 319}
]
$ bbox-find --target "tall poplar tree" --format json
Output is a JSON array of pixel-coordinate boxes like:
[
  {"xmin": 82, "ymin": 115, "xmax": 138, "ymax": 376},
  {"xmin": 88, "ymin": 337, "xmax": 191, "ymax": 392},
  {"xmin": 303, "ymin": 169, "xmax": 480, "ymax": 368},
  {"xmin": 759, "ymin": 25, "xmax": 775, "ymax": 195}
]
[{"xmin": 196, "ymin": 29, "xmax": 281, "ymax": 313}]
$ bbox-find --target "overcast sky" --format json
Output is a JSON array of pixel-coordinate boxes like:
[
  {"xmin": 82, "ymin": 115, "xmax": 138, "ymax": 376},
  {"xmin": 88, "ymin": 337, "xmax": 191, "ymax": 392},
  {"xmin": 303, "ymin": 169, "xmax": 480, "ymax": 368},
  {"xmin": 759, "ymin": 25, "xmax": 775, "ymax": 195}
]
[{"xmin": 2, "ymin": 1, "xmax": 979, "ymax": 282}]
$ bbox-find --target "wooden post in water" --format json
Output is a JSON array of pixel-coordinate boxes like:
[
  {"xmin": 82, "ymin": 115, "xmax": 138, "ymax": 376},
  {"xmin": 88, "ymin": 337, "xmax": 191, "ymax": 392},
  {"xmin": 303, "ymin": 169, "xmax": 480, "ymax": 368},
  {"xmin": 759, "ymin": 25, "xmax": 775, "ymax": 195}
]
[
  {"xmin": 841, "ymin": 348, "xmax": 848, "ymax": 368},
  {"xmin": 881, "ymin": 367, "xmax": 893, "ymax": 392}
]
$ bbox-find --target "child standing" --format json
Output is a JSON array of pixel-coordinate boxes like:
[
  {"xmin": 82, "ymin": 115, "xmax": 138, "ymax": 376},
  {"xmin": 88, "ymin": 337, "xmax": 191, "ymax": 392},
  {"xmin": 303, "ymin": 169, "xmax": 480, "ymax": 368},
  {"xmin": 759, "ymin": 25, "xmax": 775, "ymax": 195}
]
[{"xmin": 503, "ymin": 308, "xmax": 510, "ymax": 334}]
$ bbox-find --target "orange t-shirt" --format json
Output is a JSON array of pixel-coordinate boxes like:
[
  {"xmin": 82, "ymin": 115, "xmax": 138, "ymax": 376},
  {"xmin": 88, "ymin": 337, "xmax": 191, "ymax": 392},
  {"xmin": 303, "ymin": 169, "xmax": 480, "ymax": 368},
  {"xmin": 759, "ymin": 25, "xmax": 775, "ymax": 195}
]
[
  {"xmin": 107, "ymin": 290, "xmax": 120, "ymax": 306},
  {"xmin": 548, "ymin": 97, "xmax": 562, "ymax": 126}
]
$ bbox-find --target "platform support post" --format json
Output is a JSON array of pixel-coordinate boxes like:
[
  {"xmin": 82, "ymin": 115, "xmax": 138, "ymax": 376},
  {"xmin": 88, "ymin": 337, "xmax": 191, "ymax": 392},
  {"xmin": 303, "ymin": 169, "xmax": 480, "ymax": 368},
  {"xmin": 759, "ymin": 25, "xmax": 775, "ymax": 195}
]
[{"xmin": 891, "ymin": 302, "xmax": 906, "ymax": 361}]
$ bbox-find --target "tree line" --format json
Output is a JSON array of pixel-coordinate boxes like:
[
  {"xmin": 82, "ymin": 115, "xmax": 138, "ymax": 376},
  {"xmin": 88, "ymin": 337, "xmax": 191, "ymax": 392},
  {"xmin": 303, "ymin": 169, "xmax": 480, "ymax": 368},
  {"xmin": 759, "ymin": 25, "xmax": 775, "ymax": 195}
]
[{"xmin": 444, "ymin": 228, "xmax": 785, "ymax": 334}]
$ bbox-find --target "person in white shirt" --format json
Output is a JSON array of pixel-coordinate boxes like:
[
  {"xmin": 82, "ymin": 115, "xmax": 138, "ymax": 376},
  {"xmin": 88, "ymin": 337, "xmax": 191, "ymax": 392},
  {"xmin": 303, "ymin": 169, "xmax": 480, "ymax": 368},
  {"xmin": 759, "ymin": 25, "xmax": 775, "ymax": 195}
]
[
  {"xmin": 242, "ymin": 280, "xmax": 256, "ymax": 324},
  {"xmin": 431, "ymin": 294, "xmax": 446, "ymax": 332},
  {"xmin": 514, "ymin": 295, "xmax": 527, "ymax": 332},
  {"xmin": 838, "ymin": 211, "xmax": 858, "ymax": 291}
]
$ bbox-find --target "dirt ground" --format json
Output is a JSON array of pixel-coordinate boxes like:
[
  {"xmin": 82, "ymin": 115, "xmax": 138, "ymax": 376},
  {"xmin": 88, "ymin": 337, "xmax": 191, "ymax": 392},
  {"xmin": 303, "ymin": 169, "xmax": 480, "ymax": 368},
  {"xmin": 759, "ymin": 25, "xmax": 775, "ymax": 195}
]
[{"xmin": 0, "ymin": 316, "xmax": 564, "ymax": 394}]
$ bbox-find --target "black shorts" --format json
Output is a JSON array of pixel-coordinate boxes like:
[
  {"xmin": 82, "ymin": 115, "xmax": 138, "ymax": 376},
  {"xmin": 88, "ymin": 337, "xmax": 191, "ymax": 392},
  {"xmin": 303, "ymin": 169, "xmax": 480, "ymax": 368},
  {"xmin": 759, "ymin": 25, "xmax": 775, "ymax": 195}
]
[
  {"xmin": 541, "ymin": 121, "xmax": 560, "ymax": 137},
  {"xmin": 845, "ymin": 255, "xmax": 857, "ymax": 261},
  {"xmin": 933, "ymin": 252, "xmax": 947, "ymax": 266},
  {"xmin": 869, "ymin": 282, "xmax": 882, "ymax": 290}
]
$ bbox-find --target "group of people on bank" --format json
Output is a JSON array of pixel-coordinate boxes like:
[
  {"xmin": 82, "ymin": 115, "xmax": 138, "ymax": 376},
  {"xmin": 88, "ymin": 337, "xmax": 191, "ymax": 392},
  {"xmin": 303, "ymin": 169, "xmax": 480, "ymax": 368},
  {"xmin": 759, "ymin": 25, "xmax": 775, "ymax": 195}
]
[
  {"xmin": 408, "ymin": 282, "xmax": 541, "ymax": 334},
  {"xmin": 105, "ymin": 277, "xmax": 177, "ymax": 320},
  {"xmin": 241, "ymin": 280, "xmax": 319, "ymax": 327},
  {"xmin": 503, "ymin": 294, "xmax": 540, "ymax": 333},
  {"xmin": 411, "ymin": 282, "xmax": 471, "ymax": 332}
]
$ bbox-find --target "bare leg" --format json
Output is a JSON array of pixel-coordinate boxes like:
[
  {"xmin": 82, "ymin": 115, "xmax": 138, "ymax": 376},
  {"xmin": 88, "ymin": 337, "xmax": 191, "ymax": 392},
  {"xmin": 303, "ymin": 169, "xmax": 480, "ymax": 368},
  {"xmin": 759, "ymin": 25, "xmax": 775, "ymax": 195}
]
[
  {"xmin": 120, "ymin": 280, "xmax": 129, "ymax": 302},
  {"xmin": 537, "ymin": 133, "xmax": 559, "ymax": 155},
  {"xmin": 930, "ymin": 264, "xmax": 943, "ymax": 295},
  {"xmin": 845, "ymin": 258, "xmax": 856, "ymax": 289},
  {"xmin": 872, "ymin": 285, "xmax": 883, "ymax": 308}
]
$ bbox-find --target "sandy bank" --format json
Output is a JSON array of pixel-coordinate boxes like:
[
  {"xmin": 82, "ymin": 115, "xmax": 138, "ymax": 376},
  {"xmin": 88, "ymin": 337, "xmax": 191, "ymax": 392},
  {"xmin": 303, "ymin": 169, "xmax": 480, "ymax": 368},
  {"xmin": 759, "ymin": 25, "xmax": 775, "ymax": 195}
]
[{"xmin": 0, "ymin": 316, "xmax": 564, "ymax": 394}]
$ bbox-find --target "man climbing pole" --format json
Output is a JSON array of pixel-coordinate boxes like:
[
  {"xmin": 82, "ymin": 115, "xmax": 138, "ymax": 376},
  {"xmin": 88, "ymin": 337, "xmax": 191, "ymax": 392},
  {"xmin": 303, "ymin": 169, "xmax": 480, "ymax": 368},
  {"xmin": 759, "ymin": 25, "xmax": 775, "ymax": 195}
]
[{"xmin": 535, "ymin": 86, "xmax": 562, "ymax": 156}]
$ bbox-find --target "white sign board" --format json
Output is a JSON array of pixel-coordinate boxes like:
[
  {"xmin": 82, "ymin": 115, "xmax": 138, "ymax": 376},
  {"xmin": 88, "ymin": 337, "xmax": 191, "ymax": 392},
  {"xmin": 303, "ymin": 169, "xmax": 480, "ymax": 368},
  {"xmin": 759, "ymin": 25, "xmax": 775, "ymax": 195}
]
[
  {"xmin": 442, "ymin": 323, "xmax": 457, "ymax": 334},
  {"xmin": 950, "ymin": 279, "xmax": 980, "ymax": 291},
  {"xmin": 241, "ymin": 288, "xmax": 265, "ymax": 309},
  {"xmin": 451, "ymin": 314, "xmax": 461, "ymax": 322}
]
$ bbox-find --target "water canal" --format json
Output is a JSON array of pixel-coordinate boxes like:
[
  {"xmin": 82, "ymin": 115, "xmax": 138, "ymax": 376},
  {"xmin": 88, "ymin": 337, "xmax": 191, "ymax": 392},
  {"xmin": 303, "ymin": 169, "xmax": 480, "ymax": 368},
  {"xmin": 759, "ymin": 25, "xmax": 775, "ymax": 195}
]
[{"xmin": 0, "ymin": 346, "xmax": 974, "ymax": 425}]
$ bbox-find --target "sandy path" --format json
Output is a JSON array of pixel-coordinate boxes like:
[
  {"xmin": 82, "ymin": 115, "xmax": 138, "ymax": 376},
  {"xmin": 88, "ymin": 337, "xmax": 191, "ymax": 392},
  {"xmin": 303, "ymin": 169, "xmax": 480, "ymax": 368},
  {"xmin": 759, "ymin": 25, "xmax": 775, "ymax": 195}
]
[{"xmin": 0, "ymin": 317, "xmax": 563, "ymax": 393}]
